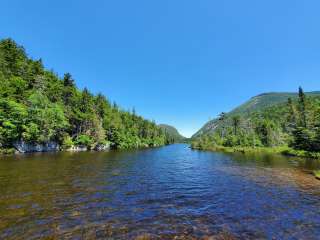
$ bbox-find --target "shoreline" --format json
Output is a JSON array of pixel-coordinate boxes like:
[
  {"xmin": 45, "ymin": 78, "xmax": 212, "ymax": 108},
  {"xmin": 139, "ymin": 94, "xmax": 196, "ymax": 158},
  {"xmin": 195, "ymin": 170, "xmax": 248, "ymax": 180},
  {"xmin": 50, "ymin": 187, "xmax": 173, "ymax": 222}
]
[
  {"xmin": 191, "ymin": 145, "xmax": 320, "ymax": 179},
  {"xmin": 0, "ymin": 143, "xmax": 171, "ymax": 155},
  {"xmin": 191, "ymin": 145, "xmax": 320, "ymax": 159}
]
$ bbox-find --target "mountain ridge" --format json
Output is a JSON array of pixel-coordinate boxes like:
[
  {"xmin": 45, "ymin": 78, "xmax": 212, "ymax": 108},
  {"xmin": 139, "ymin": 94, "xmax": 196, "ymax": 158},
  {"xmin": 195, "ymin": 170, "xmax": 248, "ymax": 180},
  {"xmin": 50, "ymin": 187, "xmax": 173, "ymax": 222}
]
[
  {"xmin": 159, "ymin": 124, "xmax": 186, "ymax": 143},
  {"xmin": 192, "ymin": 91, "xmax": 320, "ymax": 138}
]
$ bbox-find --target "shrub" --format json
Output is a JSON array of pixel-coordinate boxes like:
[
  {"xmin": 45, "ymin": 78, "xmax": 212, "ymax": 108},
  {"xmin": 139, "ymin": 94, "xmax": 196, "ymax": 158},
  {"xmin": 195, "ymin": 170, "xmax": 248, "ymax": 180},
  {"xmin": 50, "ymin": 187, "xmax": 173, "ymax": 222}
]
[
  {"xmin": 75, "ymin": 134, "xmax": 93, "ymax": 147},
  {"xmin": 62, "ymin": 135, "xmax": 74, "ymax": 149}
]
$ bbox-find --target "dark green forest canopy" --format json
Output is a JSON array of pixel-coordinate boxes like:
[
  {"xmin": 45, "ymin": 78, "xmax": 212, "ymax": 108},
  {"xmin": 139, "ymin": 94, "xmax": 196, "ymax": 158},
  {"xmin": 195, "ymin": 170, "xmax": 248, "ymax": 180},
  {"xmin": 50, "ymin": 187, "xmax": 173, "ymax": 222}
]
[
  {"xmin": 192, "ymin": 88, "xmax": 320, "ymax": 154},
  {"xmin": 0, "ymin": 38, "xmax": 176, "ymax": 150},
  {"xmin": 159, "ymin": 124, "xmax": 186, "ymax": 143}
]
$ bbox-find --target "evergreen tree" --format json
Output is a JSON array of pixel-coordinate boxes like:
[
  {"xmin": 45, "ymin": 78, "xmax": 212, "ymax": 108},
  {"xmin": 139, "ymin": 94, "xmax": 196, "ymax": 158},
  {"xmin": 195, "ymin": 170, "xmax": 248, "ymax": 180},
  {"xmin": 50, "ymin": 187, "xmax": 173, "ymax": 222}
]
[
  {"xmin": 231, "ymin": 115, "xmax": 241, "ymax": 135},
  {"xmin": 312, "ymin": 124, "xmax": 320, "ymax": 151},
  {"xmin": 62, "ymin": 74, "xmax": 76, "ymax": 106},
  {"xmin": 63, "ymin": 73, "xmax": 75, "ymax": 87},
  {"xmin": 298, "ymin": 87, "xmax": 307, "ymax": 128},
  {"xmin": 95, "ymin": 93, "xmax": 110, "ymax": 119},
  {"xmin": 291, "ymin": 127, "xmax": 313, "ymax": 151},
  {"xmin": 0, "ymin": 38, "xmax": 27, "ymax": 77}
]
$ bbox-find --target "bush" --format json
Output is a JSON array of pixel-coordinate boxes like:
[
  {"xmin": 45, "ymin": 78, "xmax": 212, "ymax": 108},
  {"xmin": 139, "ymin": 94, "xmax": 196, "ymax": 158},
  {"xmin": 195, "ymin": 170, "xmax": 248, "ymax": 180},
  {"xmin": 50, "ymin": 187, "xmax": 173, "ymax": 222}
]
[
  {"xmin": 224, "ymin": 134, "xmax": 239, "ymax": 147},
  {"xmin": 313, "ymin": 170, "xmax": 320, "ymax": 180},
  {"xmin": 62, "ymin": 135, "xmax": 74, "ymax": 149},
  {"xmin": 0, "ymin": 148, "xmax": 16, "ymax": 154},
  {"xmin": 75, "ymin": 134, "xmax": 93, "ymax": 147}
]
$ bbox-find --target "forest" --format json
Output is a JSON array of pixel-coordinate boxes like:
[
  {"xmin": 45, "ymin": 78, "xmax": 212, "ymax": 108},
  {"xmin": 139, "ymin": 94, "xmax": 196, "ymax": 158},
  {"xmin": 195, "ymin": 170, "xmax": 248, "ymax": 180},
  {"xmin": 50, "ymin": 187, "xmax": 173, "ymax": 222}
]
[
  {"xmin": 192, "ymin": 87, "xmax": 320, "ymax": 158},
  {"xmin": 0, "ymin": 39, "xmax": 175, "ymax": 153},
  {"xmin": 1, "ymin": 38, "xmax": 319, "ymax": 157}
]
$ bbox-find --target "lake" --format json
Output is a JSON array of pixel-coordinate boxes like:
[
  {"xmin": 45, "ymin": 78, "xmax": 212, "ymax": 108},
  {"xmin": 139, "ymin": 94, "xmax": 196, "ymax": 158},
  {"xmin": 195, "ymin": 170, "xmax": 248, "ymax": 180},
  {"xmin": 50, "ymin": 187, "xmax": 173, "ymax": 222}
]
[{"xmin": 0, "ymin": 144, "xmax": 320, "ymax": 239}]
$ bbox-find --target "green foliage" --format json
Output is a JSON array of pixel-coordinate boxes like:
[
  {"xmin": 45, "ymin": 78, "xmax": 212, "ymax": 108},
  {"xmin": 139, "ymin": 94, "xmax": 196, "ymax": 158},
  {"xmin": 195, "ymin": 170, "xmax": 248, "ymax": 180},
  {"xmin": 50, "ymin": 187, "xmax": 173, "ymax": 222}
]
[
  {"xmin": 298, "ymin": 87, "xmax": 307, "ymax": 128},
  {"xmin": 255, "ymin": 119, "xmax": 282, "ymax": 147},
  {"xmin": 0, "ymin": 148, "xmax": 16, "ymax": 154},
  {"xmin": 75, "ymin": 134, "xmax": 93, "ymax": 147},
  {"xmin": 290, "ymin": 127, "xmax": 314, "ymax": 151},
  {"xmin": 193, "ymin": 90, "xmax": 320, "ymax": 138},
  {"xmin": 0, "ymin": 38, "xmax": 169, "ymax": 151},
  {"xmin": 159, "ymin": 124, "xmax": 185, "ymax": 144},
  {"xmin": 0, "ymin": 99, "xmax": 28, "ymax": 145},
  {"xmin": 25, "ymin": 92, "xmax": 68, "ymax": 143},
  {"xmin": 313, "ymin": 170, "xmax": 320, "ymax": 179},
  {"xmin": 61, "ymin": 135, "xmax": 74, "ymax": 149},
  {"xmin": 192, "ymin": 87, "xmax": 320, "ymax": 156},
  {"xmin": 231, "ymin": 115, "xmax": 241, "ymax": 135}
]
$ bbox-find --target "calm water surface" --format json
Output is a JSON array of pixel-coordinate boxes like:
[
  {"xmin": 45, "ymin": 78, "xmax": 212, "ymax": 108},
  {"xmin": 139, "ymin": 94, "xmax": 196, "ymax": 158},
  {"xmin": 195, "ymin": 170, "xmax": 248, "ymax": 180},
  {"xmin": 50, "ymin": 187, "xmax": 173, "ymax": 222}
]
[{"xmin": 0, "ymin": 144, "xmax": 320, "ymax": 239}]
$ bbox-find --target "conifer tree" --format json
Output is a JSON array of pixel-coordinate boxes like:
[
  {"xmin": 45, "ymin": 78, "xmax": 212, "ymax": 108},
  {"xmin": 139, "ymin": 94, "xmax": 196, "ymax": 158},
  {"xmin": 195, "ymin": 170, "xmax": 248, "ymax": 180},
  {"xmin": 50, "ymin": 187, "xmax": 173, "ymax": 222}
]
[
  {"xmin": 232, "ymin": 115, "xmax": 241, "ymax": 135},
  {"xmin": 298, "ymin": 87, "xmax": 307, "ymax": 128},
  {"xmin": 63, "ymin": 73, "xmax": 75, "ymax": 87}
]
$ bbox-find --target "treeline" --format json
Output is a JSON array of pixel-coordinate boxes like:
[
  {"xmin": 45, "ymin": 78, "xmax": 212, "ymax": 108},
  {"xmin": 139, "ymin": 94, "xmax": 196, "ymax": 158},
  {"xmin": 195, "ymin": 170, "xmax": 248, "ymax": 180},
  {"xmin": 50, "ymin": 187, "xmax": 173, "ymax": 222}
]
[
  {"xmin": 192, "ymin": 87, "xmax": 320, "ymax": 154},
  {"xmin": 0, "ymin": 39, "xmax": 173, "ymax": 152},
  {"xmin": 159, "ymin": 124, "xmax": 186, "ymax": 143}
]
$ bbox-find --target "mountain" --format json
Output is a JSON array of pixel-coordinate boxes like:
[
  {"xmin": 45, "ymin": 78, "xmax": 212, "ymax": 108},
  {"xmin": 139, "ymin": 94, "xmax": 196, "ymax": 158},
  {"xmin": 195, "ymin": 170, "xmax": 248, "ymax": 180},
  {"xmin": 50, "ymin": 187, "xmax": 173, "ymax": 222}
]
[
  {"xmin": 192, "ymin": 91, "xmax": 320, "ymax": 138},
  {"xmin": 159, "ymin": 124, "xmax": 186, "ymax": 143}
]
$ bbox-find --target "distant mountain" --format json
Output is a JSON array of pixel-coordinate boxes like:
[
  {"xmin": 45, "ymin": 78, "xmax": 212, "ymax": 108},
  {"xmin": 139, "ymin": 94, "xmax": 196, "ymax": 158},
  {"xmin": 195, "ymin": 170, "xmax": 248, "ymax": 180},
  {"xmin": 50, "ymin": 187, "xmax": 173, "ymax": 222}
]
[
  {"xmin": 159, "ymin": 124, "xmax": 186, "ymax": 143},
  {"xmin": 192, "ymin": 91, "xmax": 320, "ymax": 138}
]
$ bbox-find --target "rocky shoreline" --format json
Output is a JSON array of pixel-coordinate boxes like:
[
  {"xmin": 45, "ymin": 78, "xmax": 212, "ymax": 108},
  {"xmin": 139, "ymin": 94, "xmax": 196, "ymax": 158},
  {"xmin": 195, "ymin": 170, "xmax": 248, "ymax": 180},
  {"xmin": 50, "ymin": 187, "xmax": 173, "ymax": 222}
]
[{"xmin": 1, "ymin": 141, "xmax": 111, "ymax": 154}]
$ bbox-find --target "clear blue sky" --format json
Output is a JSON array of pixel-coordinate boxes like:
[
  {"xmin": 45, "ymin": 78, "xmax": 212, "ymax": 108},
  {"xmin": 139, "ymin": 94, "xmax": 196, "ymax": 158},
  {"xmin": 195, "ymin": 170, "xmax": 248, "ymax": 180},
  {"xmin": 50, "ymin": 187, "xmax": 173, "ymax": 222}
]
[{"xmin": 1, "ymin": 0, "xmax": 320, "ymax": 137}]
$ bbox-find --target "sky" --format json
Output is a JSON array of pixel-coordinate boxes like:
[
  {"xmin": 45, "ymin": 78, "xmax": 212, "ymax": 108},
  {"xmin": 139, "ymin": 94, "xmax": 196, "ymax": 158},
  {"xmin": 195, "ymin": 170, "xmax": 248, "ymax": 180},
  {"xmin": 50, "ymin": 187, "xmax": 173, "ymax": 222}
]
[{"xmin": 1, "ymin": 0, "xmax": 320, "ymax": 137}]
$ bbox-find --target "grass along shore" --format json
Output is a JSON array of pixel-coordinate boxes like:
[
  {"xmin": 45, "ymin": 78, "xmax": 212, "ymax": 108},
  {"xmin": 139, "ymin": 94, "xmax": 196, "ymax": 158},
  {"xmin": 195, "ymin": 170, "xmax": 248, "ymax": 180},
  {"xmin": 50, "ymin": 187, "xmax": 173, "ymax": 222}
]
[
  {"xmin": 191, "ymin": 144, "xmax": 320, "ymax": 179},
  {"xmin": 314, "ymin": 170, "xmax": 320, "ymax": 180},
  {"xmin": 191, "ymin": 144, "xmax": 320, "ymax": 159}
]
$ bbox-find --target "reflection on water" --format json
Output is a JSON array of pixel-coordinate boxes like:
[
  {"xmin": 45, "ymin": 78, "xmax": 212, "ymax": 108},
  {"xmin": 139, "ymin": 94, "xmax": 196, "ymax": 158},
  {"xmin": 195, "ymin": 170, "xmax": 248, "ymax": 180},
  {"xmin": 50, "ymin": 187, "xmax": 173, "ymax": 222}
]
[{"xmin": 0, "ymin": 144, "xmax": 320, "ymax": 239}]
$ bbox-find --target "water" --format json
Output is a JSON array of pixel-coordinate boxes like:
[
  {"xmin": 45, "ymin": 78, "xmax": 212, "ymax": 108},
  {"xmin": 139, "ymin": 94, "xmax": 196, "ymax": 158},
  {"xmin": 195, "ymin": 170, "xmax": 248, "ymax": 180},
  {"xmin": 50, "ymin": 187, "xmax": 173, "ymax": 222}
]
[{"xmin": 0, "ymin": 144, "xmax": 320, "ymax": 239}]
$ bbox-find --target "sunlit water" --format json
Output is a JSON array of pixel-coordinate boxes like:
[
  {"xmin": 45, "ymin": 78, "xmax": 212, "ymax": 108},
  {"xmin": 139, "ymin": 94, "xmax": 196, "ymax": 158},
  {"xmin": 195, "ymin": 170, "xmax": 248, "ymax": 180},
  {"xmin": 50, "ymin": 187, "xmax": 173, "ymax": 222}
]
[{"xmin": 0, "ymin": 144, "xmax": 320, "ymax": 239}]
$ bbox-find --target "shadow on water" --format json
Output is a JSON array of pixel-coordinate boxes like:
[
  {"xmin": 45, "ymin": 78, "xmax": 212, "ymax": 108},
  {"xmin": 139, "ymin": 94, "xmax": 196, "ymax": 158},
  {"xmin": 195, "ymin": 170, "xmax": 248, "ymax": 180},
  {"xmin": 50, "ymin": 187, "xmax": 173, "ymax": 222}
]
[{"xmin": 0, "ymin": 144, "xmax": 320, "ymax": 239}]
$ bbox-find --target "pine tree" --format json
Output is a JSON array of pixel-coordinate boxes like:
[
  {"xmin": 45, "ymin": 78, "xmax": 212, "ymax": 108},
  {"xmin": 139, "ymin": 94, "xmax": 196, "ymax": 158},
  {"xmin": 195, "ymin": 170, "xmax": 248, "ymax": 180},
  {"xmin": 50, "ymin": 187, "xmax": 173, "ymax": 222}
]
[
  {"xmin": 63, "ymin": 73, "xmax": 75, "ymax": 87},
  {"xmin": 95, "ymin": 93, "xmax": 110, "ymax": 119},
  {"xmin": 232, "ymin": 115, "xmax": 241, "ymax": 135},
  {"xmin": 313, "ymin": 123, "xmax": 320, "ymax": 152},
  {"xmin": 290, "ymin": 87, "xmax": 314, "ymax": 151},
  {"xmin": 291, "ymin": 127, "xmax": 313, "ymax": 151},
  {"xmin": 298, "ymin": 87, "xmax": 307, "ymax": 128}
]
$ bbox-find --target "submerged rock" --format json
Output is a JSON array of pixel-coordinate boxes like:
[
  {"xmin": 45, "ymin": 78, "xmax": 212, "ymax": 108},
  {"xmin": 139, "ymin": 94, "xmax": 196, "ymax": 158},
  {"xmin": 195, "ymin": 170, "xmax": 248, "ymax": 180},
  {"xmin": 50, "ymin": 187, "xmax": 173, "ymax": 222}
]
[{"xmin": 13, "ymin": 141, "xmax": 60, "ymax": 153}]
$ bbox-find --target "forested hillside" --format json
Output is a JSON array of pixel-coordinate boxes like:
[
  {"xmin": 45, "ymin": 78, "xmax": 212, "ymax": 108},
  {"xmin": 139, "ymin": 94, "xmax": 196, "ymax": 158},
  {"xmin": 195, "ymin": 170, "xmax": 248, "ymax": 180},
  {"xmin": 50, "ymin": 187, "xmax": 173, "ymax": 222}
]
[
  {"xmin": 0, "ymin": 39, "xmax": 173, "ymax": 152},
  {"xmin": 159, "ymin": 124, "xmax": 185, "ymax": 143},
  {"xmin": 192, "ymin": 88, "xmax": 320, "ymax": 157},
  {"xmin": 193, "ymin": 91, "xmax": 320, "ymax": 138}
]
